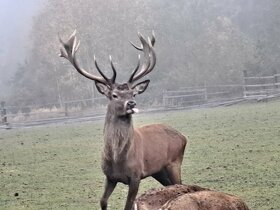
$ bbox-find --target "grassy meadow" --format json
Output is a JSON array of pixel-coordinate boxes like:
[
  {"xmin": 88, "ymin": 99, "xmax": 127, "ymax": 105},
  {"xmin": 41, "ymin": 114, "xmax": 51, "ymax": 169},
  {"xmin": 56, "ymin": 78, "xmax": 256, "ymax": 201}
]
[{"xmin": 0, "ymin": 100, "xmax": 279, "ymax": 210}]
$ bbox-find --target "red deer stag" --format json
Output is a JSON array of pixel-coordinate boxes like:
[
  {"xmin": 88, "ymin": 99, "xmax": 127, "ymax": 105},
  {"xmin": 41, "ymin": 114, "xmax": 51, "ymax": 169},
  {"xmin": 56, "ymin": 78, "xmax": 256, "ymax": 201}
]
[{"xmin": 59, "ymin": 30, "xmax": 187, "ymax": 210}]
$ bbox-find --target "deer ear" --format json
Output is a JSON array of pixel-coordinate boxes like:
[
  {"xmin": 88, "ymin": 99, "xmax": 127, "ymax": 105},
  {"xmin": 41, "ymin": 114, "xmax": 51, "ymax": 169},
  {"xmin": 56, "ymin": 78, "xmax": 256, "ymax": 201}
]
[
  {"xmin": 95, "ymin": 81, "xmax": 110, "ymax": 97},
  {"xmin": 132, "ymin": 79, "xmax": 150, "ymax": 95}
]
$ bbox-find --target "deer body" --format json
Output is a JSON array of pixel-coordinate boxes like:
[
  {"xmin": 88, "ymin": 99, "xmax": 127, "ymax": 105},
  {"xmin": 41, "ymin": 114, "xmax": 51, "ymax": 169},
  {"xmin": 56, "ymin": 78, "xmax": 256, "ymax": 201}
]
[
  {"xmin": 102, "ymin": 121, "xmax": 186, "ymax": 184},
  {"xmin": 135, "ymin": 185, "xmax": 250, "ymax": 210},
  {"xmin": 160, "ymin": 190, "xmax": 250, "ymax": 210},
  {"xmin": 135, "ymin": 184, "xmax": 209, "ymax": 210},
  {"xmin": 59, "ymin": 31, "xmax": 187, "ymax": 210}
]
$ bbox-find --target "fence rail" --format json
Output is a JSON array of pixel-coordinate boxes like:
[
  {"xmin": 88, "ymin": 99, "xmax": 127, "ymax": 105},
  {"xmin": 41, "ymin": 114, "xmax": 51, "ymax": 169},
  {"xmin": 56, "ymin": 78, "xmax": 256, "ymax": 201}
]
[
  {"xmin": 163, "ymin": 72, "xmax": 280, "ymax": 108},
  {"xmin": 163, "ymin": 85, "xmax": 243, "ymax": 108},
  {"xmin": 243, "ymin": 71, "xmax": 280, "ymax": 98}
]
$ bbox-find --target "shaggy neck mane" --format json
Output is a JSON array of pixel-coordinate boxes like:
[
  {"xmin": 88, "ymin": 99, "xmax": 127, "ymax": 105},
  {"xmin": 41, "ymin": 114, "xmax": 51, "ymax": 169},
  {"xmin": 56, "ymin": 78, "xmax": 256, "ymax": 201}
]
[{"xmin": 103, "ymin": 106, "xmax": 134, "ymax": 162}]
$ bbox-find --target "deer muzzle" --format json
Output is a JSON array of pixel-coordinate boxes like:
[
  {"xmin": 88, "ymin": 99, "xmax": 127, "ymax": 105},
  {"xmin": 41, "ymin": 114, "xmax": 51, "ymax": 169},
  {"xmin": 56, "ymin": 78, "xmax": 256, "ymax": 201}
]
[{"xmin": 126, "ymin": 100, "xmax": 139, "ymax": 114}]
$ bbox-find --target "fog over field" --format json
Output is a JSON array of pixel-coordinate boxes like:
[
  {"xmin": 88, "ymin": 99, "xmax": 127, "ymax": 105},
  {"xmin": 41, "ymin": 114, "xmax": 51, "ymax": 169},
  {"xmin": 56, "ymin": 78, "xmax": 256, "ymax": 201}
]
[{"xmin": 0, "ymin": 0, "xmax": 280, "ymax": 106}]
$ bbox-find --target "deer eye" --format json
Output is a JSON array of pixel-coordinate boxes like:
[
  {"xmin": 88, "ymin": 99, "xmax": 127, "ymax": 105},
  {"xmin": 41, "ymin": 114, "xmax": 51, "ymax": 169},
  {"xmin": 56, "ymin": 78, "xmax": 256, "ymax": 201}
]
[{"xmin": 112, "ymin": 93, "xmax": 118, "ymax": 99}]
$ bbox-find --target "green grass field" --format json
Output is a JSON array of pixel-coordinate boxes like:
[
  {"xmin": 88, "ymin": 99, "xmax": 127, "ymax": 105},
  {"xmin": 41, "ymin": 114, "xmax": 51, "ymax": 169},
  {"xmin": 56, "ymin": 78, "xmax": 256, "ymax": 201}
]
[{"xmin": 1, "ymin": 101, "xmax": 279, "ymax": 210}]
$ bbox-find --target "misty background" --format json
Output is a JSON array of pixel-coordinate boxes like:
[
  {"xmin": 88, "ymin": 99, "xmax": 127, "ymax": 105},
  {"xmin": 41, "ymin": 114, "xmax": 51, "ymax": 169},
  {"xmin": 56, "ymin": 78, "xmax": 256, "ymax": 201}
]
[{"xmin": 1, "ymin": 0, "xmax": 280, "ymax": 107}]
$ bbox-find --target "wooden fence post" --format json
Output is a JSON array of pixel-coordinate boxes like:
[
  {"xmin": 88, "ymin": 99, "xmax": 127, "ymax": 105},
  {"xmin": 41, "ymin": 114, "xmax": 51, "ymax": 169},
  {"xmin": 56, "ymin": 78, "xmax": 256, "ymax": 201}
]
[
  {"xmin": 1, "ymin": 101, "xmax": 7, "ymax": 125},
  {"xmin": 162, "ymin": 90, "xmax": 167, "ymax": 108},
  {"xmin": 64, "ymin": 102, "xmax": 69, "ymax": 117},
  {"xmin": 204, "ymin": 82, "xmax": 208, "ymax": 102},
  {"xmin": 243, "ymin": 70, "xmax": 248, "ymax": 98},
  {"xmin": 274, "ymin": 71, "xmax": 279, "ymax": 89}
]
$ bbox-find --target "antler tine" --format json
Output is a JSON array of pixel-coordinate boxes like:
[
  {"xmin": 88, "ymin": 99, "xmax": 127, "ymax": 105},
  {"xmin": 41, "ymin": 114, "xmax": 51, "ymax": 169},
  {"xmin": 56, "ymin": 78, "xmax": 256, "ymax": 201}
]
[
  {"xmin": 129, "ymin": 41, "xmax": 143, "ymax": 51},
  {"xmin": 93, "ymin": 55, "xmax": 110, "ymax": 81},
  {"xmin": 59, "ymin": 30, "xmax": 110, "ymax": 85},
  {"xmin": 150, "ymin": 30, "xmax": 156, "ymax": 46},
  {"xmin": 128, "ymin": 54, "xmax": 141, "ymax": 83},
  {"xmin": 109, "ymin": 55, "xmax": 117, "ymax": 83},
  {"xmin": 129, "ymin": 30, "xmax": 155, "ymax": 51},
  {"xmin": 140, "ymin": 36, "xmax": 156, "ymax": 77},
  {"xmin": 128, "ymin": 32, "xmax": 156, "ymax": 84}
]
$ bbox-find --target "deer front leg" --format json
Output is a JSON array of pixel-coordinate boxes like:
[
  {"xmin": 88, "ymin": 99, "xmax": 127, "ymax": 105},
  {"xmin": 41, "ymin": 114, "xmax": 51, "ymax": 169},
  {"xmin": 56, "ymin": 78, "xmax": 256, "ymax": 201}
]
[
  {"xmin": 124, "ymin": 178, "xmax": 140, "ymax": 210},
  {"xmin": 100, "ymin": 177, "xmax": 117, "ymax": 210}
]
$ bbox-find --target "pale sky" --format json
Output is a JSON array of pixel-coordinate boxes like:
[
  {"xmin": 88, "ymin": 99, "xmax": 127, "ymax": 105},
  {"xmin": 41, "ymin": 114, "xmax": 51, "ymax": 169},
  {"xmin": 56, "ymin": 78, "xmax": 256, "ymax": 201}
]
[{"xmin": 0, "ymin": 0, "xmax": 45, "ymax": 94}]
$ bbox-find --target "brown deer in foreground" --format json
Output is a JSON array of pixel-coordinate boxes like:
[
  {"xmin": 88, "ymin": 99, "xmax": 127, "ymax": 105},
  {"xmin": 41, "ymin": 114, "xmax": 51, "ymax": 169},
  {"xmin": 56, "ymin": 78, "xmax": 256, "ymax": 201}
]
[
  {"xmin": 134, "ymin": 184, "xmax": 209, "ymax": 210},
  {"xmin": 135, "ymin": 184, "xmax": 250, "ymax": 210},
  {"xmin": 160, "ymin": 190, "xmax": 250, "ymax": 210},
  {"xmin": 59, "ymin": 30, "xmax": 187, "ymax": 210}
]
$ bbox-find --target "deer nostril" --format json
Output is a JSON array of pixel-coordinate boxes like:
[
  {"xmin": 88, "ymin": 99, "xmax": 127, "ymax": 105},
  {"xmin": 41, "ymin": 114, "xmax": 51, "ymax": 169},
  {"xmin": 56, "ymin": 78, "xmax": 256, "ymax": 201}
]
[{"xmin": 127, "ymin": 100, "xmax": 136, "ymax": 108}]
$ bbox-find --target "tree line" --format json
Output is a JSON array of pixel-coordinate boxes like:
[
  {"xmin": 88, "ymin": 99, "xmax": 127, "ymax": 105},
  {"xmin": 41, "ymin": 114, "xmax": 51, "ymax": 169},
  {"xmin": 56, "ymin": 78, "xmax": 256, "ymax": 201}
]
[{"xmin": 6, "ymin": 0, "xmax": 280, "ymax": 107}]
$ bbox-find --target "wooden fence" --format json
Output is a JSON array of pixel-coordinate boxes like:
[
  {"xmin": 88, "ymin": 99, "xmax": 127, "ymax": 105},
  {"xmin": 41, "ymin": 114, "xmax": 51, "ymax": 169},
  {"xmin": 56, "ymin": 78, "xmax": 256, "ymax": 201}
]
[
  {"xmin": 163, "ymin": 84, "xmax": 244, "ymax": 108},
  {"xmin": 1, "ymin": 72, "xmax": 280, "ymax": 127},
  {"xmin": 243, "ymin": 71, "xmax": 280, "ymax": 99},
  {"xmin": 0, "ymin": 97, "xmax": 107, "ymax": 126},
  {"xmin": 163, "ymin": 72, "xmax": 280, "ymax": 108}
]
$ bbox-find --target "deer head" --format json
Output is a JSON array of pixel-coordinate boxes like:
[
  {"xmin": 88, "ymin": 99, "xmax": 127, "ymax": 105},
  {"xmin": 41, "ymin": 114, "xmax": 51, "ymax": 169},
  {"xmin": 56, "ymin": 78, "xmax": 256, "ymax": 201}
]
[{"xmin": 59, "ymin": 30, "xmax": 156, "ymax": 116}]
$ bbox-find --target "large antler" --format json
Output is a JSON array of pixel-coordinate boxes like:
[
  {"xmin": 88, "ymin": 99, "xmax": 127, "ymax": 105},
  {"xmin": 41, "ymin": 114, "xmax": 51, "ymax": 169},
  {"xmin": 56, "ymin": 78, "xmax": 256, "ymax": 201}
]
[
  {"xmin": 59, "ymin": 30, "xmax": 116, "ymax": 85},
  {"xmin": 128, "ymin": 31, "xmax": 156, "ymax": 84}
]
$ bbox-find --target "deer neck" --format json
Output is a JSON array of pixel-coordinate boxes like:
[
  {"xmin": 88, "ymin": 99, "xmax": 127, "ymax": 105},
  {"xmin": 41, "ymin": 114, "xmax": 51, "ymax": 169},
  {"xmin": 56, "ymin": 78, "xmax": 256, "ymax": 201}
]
[{"xmin": 103, "ymin": 109, "xmax": 134, "ymax": 162}]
